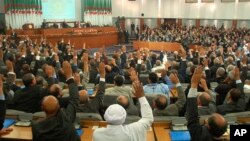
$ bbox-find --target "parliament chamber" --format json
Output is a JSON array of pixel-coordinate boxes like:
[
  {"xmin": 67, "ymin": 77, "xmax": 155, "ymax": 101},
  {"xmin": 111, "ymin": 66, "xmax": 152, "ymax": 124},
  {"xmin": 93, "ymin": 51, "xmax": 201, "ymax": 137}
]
[{"xmin": 1, "ymin": 0, "xmax": 250, "ymax": 141}]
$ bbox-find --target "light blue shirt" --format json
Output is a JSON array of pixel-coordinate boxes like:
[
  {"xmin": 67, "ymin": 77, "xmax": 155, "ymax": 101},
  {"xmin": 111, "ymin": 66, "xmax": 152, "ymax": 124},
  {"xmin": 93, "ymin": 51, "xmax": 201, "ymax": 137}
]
[{"xmin": 143, "ymin": 83, "xmax": 170, "ymax": 104}]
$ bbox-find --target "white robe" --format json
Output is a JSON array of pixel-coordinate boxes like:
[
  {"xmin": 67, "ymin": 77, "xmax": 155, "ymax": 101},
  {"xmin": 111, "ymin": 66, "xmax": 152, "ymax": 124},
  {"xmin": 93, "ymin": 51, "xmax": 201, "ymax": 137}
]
[{"xmin": 93, "ymin": 97, "xmax": 153, "ymax": 141}]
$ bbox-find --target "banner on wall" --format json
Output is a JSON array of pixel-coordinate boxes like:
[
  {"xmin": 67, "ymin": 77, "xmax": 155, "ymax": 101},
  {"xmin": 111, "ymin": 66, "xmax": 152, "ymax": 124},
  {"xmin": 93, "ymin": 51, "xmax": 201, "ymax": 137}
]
[
  {"xmin": 4, "ymin": 0, "xmax": 43, "ymax": 29},
  {"xmin": 83, "ymin": 0, "xmax": 112, "ymax": 26}
]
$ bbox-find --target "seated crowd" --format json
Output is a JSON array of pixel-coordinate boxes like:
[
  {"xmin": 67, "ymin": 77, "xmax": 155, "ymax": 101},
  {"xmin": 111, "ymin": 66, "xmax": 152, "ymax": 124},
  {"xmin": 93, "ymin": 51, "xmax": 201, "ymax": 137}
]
[{"xmin": 0, "ymin": 28, "xmax": 250, "ymax": 140}]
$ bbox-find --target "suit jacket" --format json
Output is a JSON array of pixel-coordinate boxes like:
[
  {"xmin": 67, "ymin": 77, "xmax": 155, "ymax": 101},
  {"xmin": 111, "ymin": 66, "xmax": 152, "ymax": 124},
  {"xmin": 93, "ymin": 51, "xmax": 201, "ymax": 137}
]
[
  {"xmin": 186, "ymin": 95, "xmax": 220, "ymax": 141},
  {"xmin": 153, "ymin": 84, "xmax": 186, "ymax": 116},
  {"xmin": 77, "ymin": 81, "xmax": 105, "ymax": 113},
  {"xmin": 13, "ymin": 85, "xmax": 47, "ymax": 113},
  {"xmin": 217, "ymin": 81, "xmax": 245, "ymax": 115},
  {"xmin": 0, "ymin": 100, "xmax": 6, "ymax": 130},
  {"xmin": 32, "ymin": 78, "xmax": 80, "ymax": 141}
]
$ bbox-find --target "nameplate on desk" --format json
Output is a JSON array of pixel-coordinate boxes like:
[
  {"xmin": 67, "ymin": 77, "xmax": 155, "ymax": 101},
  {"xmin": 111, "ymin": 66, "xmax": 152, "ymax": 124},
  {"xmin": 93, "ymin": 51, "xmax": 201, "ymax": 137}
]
[{"xmin": 74, "ymin": 29, "xmax": 98, "ymax": 34}]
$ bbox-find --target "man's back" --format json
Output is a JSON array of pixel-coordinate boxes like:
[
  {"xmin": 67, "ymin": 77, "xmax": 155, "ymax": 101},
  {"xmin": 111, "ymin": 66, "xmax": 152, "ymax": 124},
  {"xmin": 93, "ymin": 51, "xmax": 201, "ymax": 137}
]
[
  {"xmin": 14, "ymin": 85, "xmax": 45, "ymax": 113},
  {"xmin": 32, "ymin": 109, "xmax": 79, "ymax": 141},
  {"xmin": 32, "ymin": 77, "xmax": 80, "ymax": 141},
  {"xmin": 93, "ymin": 125, "xmax": 131, "ymax": 141}
]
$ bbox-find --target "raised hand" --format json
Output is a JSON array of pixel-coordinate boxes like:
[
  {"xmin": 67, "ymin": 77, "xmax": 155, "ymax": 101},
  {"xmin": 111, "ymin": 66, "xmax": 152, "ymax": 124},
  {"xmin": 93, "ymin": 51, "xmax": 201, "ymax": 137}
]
[
  {"xmin": 133, "ymin": 80, "xmax": 144, "ymax": 98},
  {"xmin": 128, "ymin": 67, "xmax": 138, "ymax": 82},
  {"xmin": 62, "ymin": 61, "xmax": 72, "ymax": 79},
  {"xmin": 199, "ymin": 78, "xmax": 209, "ymax": 92},
  {"xmin": 234, "ymin": 67, "xmax": 240, "ymax": 80},
  {"xmin": 99, "ymin": 62, "xmax": 106, "ymax": 78},
  {"xmin": 191, "ymin": 66, "xmax": 203, "ymax": 88},
  {"xmin": 242, "ymin": 55, "xmax": 248, "ymax": 65},
  {"xmin": 5, "ymin": 60, "xmax": 14, "ymax": 72},
  {"xmin": 169, "ymin": 73, "xmax": 180, "ymax": 84}
]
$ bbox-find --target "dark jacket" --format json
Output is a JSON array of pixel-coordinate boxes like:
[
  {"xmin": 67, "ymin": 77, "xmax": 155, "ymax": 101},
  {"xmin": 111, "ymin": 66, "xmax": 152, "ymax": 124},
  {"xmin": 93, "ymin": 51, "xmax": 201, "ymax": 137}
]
[
  {"xmin": 13, "ymin": 85, "xmax": 47, "ymax": 113},
  {"xmin": 0, "ymin": 100, "xmax": 6, "ymax": 130},
  {"xmin": 77, "ymin": 80, "xmax": 105, "ymax": 113},
  {"xmin": 186, "ymin": 97, "xmax": 222, "ymax": 141},
  {"xmin": 32, "ymin": 78, "xmax": 80, "ymax": 141},
  {"xmin": 217, "ymin": 81, "xmax": 245, "ymax": 115}
]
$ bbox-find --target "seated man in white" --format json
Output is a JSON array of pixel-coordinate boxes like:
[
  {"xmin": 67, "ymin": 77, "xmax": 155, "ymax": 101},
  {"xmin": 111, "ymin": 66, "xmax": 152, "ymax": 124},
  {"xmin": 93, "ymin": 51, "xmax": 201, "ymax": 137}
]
[{"xmin": 93, "ymin": 80, "xmax": 153, "ymax": 141}]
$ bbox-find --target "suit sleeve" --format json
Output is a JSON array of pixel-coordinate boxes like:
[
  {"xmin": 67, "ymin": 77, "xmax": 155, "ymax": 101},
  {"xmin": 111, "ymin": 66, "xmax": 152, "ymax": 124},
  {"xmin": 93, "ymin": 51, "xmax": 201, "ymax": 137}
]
[
  {"xmin": 65, "ymin": 78, "xmax": 79, "ymax": 122},
  {"xmin": 236, "ymin": 80, "xmax": 246, "ymax": 111},
  {"xmin": 186, "ymin": 88, "xmax": 203, "ymax": 141},
  {"xmin": 174, "ymin": 84, "xmax": 186, "ymax": 113},
  {"xmin": 0, "ymin": 100, "xmax": 6, "ymax": 130},
  {"xmin": 90, "ymin": 80, "xmax": 105, "ymax": 111}
]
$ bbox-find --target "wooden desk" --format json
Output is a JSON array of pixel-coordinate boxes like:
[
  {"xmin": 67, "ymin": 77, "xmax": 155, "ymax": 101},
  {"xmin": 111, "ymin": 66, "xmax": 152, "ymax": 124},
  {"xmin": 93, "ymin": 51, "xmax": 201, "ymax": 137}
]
[
  {"xmin": 147, "ymin": 128, "xmax": 155, "ymax": 141},
  {"xmin": 153, "ymin": 122, "xmax": 172, "ymax": 141},
  {"xmin": 80, "ymin": 127, "xmax": 95, "ymax": 141},
  {"xmin": 7, "ymin": 27, "xmax": 118, "ymax": 49},
  {"xmin": 1, "ymin": 125, "xmax": 32, "ymax": 141},
  {"xmin": 0, "ymin": 125, "xmax": 96, "ymax": 141},
  {"xmin": 153, "ymin": 127, "xmax": 171, "ymax": 141},
  {"xmin": 133, "ymin": 41, "xmax": 181, "ymax": 51}
]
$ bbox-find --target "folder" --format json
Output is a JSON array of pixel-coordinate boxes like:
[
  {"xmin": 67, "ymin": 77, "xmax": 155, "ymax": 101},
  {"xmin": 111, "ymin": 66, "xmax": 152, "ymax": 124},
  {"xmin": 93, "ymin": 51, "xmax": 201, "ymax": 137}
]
[
  {"xmin": 3, "ymin": 119, "xmax": 16, "ymax": 128},
  {"xmin": 170, "ymin": 131, "xmax": 191, "ymax": 141}
]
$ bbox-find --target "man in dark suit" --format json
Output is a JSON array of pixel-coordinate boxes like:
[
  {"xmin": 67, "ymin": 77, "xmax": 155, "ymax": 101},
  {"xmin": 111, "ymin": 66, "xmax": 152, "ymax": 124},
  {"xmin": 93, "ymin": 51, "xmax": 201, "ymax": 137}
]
[
  {"xmin": 0, "ymin": 78, "xmax": 13, "ymax": 135},
  {"xmin": 131, "ymin": 22, "xmax": 135, "ymax": 35},
  {"xmin": 32, "ymin": 61, "xmax": 80, "ymax": 141},
  {"xmin": 13, "ymin": 73, "xmax": 47, "ymax": 113},
  {"xmin": 217, "ymin": 67, "xmax": 246, "ymax": 115},
  {"xmin": 77, "ymin": 62, "xmax": 105, "ymax": 113},
  {"xmin": 186, "ymin": 66, "xmax": 228, "ymax": 141},
  {"xmin": 120, "ymin": 45, "xmax": 127, "ymax": 69}
]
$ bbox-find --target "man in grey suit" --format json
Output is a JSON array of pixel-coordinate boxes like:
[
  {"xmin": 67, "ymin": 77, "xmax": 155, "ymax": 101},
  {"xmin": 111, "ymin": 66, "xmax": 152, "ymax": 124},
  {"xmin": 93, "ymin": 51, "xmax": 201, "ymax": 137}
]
[
  {"xmin": 32, "ymin": 61, "xmax": 80, "ymax": 141},
  {"xmin": 153, "ymin": 72, "xmax": 186, "ymax": 116}
]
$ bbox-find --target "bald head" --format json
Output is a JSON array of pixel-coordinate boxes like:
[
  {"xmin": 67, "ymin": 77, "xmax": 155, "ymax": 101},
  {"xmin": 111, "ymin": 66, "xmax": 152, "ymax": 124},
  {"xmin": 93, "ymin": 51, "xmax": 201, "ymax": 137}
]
[
  {"xmin": 208, "ymin": 113, "xmax": 228, "ymax": 137},
  {"xmin": 117, "ymin": 95, "xmax": 129, "ymax": 109},
  {"xmin": 198, "ymin": 92, "xmax": 211, "ymax": 107},
  {"xmin": 42, "ymin": 96, "xmax": 60, "ymax": 117},
  {"xmin": 154, "ymin": 95, "xmax": 168, "ymax": 110},
  {"xmin": 79, "ymin": 90, "xmax": 89, "ymax": 104}
]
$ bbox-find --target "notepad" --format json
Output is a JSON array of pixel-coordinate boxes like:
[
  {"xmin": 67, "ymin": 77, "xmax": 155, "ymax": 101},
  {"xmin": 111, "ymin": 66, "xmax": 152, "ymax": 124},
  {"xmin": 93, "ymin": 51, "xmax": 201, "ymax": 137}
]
[
  {"xmin": 76, "ymin": 129, "xmax": 83, "ymax": 136},
  {"xmin": 170, "ymin": 131, "xmax": 191, "ymax": 141},
  {"xmin": 3, "ymin": 119, "xmax": 16, "ymax": 128},
  {"xmin": 87, "ymin": 89, "xmax": 94, "ymax": 95}
]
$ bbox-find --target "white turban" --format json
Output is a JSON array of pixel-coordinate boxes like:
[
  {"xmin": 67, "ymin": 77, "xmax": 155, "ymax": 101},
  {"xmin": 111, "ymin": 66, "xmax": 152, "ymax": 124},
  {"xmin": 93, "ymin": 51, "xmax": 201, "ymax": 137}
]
[{"xmin": 104, "ymin": 104, "xmax": 127, "ymax": 125}]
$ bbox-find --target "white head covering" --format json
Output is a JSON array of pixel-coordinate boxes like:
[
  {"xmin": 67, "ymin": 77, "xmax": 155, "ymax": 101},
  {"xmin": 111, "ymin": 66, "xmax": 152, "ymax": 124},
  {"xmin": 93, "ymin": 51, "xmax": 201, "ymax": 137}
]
[{"xmin": 104, "ymin": 104, "xmax": 127, "ymax": 125}]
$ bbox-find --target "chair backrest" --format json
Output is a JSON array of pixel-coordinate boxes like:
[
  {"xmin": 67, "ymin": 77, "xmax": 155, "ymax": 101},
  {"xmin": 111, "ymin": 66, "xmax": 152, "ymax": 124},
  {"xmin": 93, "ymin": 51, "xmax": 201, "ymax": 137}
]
[
  {"xmin": 6, "ymin": 109, "xmax": 27, "ymax": 120},
  {"xmin": 139, "ymin": 74, "xmax": 148, "ymax": 85},
  {"xmin": 76, "ymin": 113, "xmax": 103, "ymax": 121},
  {"xmin": 103, "ymin": 95, "xmax": 119, "ymax": 108}
]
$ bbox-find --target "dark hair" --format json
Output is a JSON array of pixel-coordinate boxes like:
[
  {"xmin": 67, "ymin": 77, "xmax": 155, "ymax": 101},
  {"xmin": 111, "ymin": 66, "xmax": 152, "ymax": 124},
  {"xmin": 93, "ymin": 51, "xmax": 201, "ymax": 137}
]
[
  {"xmin": 49, "ymin": 84, "xmax": 61, "ymax": 97},
  {"xmin": 208, "ymin": 116, "xmax": 228, "ymax": 137},
  {"xmin": 36, "ymin": 76, "xmax": 44, "ymax": 86},
  {"xmin": 114, "ymin": 75, "xmax": 124, "ymax": 86},
  {"xmin": 199, "ymin": 94, "xmax": 210, "ymax": 107},
  {"xmin": 155, "ymin": 95, "xmax": 167, "ymax": 110},
  {"xmin": 148, "ymin": 72, "xmax": 158, "ymax": 83},
  {"xmin": 22, "ymin": 73, "xmax": 35, "ymax": 87},
  {"xmin": 230, "ymin": 88, "xmax": 241, "ymax": 103}
]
